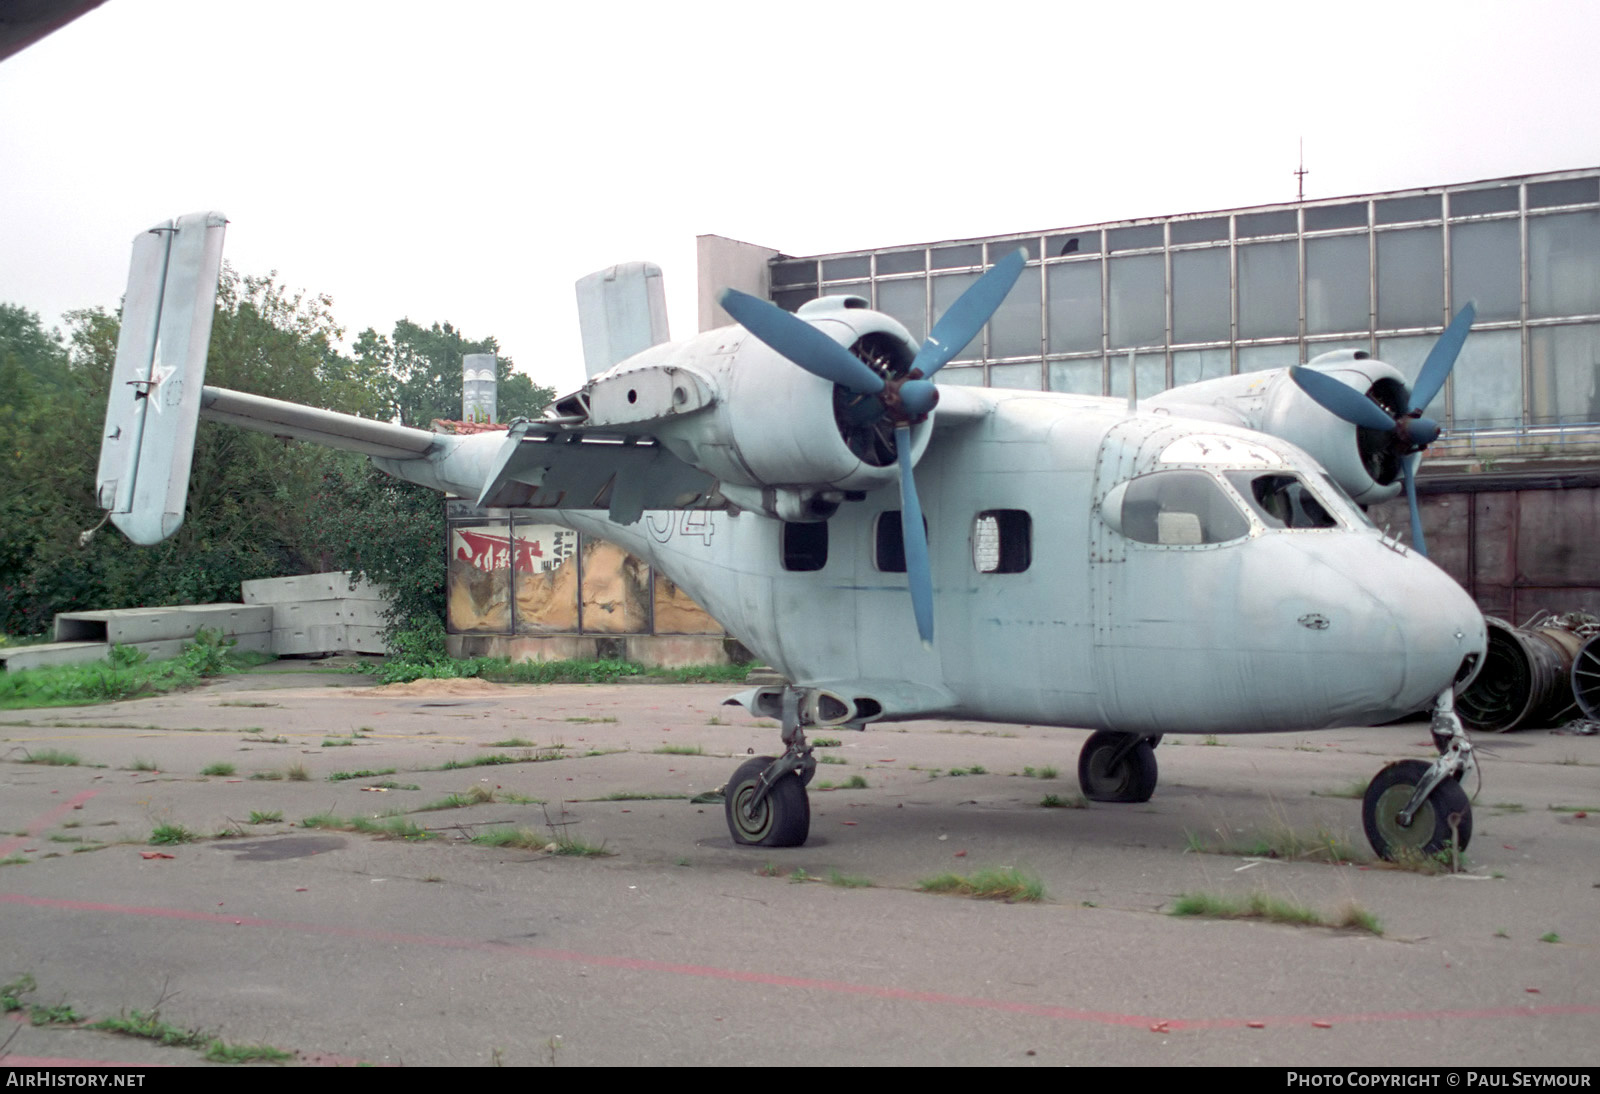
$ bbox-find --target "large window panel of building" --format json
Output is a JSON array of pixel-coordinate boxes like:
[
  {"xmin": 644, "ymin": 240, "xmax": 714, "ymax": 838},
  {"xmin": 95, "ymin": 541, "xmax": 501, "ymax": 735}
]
[
  {"xmin": 1376, "ymin": 227, "xmax": 1444, "ymax": 329},
  {"xmin": 1238, "ymin": 241, "xmax": 1298, "ymax": 339},
  {"xmin": 1306, "ymin": 234, "xmax": 1371, "ymax": 334},
  {"xmin": 1108, "ymin": 253, "xmax": 1165, "ymax": 348},
  {"xmin": 1111, "ymin": 352, "xmax": 1169, "ymax": 398},
  {"xmin": 1450, "ymin": 220, "xmax": 1523, "ymax": 323},
  {"xmin": 1529, "ymin": 323, "xmax": 1600, "ymax": 424},
  {"xmin": 1047, "ymin": 261, "xmax": 1102, "ymax": 353},
  {"xmin": 988, "ymin": 265, "xmax": 1042, "ymax": 359},
  {"xmin": 1173, "ymin": 347, "xmax": 1231, "ymax": 386},
  {"xmin": 936, "ymin": 366, "xmax": 985, "ymax": 387},
  {"xmin": 1450, "ymin": 328, "xmax": 1524, "ymax": 429},
  {"xmin": 1171, "ymin": 248, "xmax": 1231, "ymax": 344},
  {"xmin": 1239, "ymin": 343, "xmax": 1297, "ymax": 373},
  {"xmin": 877, "ymin": 277, "xmax": 927, "ymax": 342},
  {"xmin": 1529, "ymin": 211, "xmax": 1600, "ymax": 319},
  {"xmin": 933, "ymin": 271, "xmax": 982, "ymax": 361},
  {"xmin": 990, "ymin": 362, "xmax": 1043, "ymax": 390},
  {"xmin": 1376, "ymin": 334, "xmax": 1438, "ymax": 388},
  {"xmin": 1048, "ymin": 359, "xmax": 1104, "ymax": 395}
]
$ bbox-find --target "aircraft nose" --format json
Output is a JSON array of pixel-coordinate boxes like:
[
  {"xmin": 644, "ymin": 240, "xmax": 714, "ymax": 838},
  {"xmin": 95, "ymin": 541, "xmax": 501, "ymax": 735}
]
[{"xmin": 1367, "ymin": 545, "xmax": 1487, "ymax": 713}]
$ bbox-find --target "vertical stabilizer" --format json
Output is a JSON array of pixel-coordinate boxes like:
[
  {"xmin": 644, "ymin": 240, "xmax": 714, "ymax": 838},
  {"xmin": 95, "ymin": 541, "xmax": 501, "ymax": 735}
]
[
  {"xmin": 575, "ymin": 262, "xmax": 668, "ymax": 377},
  {"xmin": 95, "ymin": 211, "xmax": 227, "ymax": 545}
]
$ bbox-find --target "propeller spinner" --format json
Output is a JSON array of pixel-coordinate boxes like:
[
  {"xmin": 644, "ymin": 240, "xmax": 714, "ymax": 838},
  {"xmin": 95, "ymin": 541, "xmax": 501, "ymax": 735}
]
[
  {"xmin": 719, "ymin": 249, "xmax": 1027, "ymax": 644},
  {"xmin": 1289, "ymin": 302, "xmax": 1476, "ymax": 555}
]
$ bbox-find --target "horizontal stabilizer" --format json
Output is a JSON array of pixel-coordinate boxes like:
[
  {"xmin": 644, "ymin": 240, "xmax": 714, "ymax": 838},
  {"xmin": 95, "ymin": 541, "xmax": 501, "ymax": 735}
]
[
  {"xmin": 96, "ymin": 212, "xmax": 227, "ymax": 545},
  {"xmin": 199, "ymin": 387, "xmax": 437, "ymax": 460}
]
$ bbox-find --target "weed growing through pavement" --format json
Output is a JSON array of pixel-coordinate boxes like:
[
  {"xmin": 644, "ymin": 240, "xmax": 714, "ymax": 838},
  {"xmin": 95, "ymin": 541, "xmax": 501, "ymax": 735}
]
[{"xmin": 917, "ymin": 867, "xmax": 1045, "ymax": 902}]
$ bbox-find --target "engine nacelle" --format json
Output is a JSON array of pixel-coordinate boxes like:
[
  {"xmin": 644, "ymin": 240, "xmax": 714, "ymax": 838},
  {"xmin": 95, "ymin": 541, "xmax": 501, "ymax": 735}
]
[{"xmin": 647, "ymin": 297, "xmax": 933, "ymax": 516}]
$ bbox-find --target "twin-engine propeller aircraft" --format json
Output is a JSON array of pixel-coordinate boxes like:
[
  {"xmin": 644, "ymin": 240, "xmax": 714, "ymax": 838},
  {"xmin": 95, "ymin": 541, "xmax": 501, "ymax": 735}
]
[{"xmin": 97, "ymin": 213, "xmax": 1488, "ymax": 860}]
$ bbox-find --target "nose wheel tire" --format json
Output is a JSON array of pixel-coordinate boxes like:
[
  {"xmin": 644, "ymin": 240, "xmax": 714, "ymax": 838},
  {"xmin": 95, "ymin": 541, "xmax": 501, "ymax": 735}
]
[
  {"xmin": 1363, "ymin": 759, "xmax": 1473, "ymax": 861},
  {"xmin": 725, "ymin": 756, "xmax": 811, "ymax": 847},
  {"xmin": 1077, "ymin": 731, "xmax": 1159, "ymax": 803}
]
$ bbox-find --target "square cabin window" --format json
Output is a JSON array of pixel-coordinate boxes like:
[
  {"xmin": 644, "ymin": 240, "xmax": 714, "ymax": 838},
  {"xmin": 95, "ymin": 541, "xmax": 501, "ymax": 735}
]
[
  {"xmin": 874, "ymin": 511, "xmax": 927, "ymax": 573},
  {"xmin": 781, "ymin": 521, "xmax": 827, "ymax": 572},
  {"xmin": 973, "ymin": 510, "xmax": 1032, "ymax": 573}
]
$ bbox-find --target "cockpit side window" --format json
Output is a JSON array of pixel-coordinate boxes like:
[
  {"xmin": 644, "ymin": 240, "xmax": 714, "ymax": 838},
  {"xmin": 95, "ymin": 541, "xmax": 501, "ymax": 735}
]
[
  {"xmin": 1113, "ymin": 470, "xmax": 1250, "ymax": 546},
  {"xmin": 1225, "ymin": 472, "xmax": 1338, "ymax": 530}
]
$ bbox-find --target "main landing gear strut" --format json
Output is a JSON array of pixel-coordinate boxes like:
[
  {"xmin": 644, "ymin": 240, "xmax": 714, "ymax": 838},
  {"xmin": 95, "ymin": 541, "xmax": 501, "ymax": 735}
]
[{"xmin": 724, "ymin": 687, "xmax": 816, "ymax": 847}]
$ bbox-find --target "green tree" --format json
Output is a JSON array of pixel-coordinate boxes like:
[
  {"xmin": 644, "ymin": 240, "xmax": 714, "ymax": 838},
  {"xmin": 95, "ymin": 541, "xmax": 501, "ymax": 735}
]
[{"xmin": 353, "ymin": 319, "xmax": 553, "ymax": 426}]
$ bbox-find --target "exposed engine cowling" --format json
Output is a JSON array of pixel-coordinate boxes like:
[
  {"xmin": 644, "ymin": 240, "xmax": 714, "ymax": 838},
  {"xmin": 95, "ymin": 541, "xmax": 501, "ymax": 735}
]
[{"xmin": 649, "ymin": 297, "xmax": 934, "ymax": 518}]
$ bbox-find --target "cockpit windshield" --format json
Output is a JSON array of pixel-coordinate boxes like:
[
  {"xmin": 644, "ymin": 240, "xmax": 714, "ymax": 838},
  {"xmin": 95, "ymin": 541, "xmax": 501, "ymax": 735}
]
[{"xmin": 1225, "ymin": 472, "xmax": 1338, "ymax": 530}]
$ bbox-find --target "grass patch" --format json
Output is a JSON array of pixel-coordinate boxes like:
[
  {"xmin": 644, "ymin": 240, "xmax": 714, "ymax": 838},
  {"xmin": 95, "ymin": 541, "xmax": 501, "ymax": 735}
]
[
  {"xmin": 487, "ymin": 737, "xmax": 535, "ymax": 748},
  {"xmin": 300, "ymin": 812, "xmax": 434, "ymax": 841},
  {"xmin": 246, "ymin": 810, "xmax": 282, "ymax": 824},
  {"xmin": 88, "ymin": 1010, "xmax": 207, "ymax": 1048},
  {"xmin": 1311, "ymin": 780, "xmax": 1369, "ymax": 800},
  {"xmin": 3, "ymin": 973, "xmax": 36, "ymax": 1011},
  {"xmin": 127, "ymin": 758, "xmax": 158, "ymax": 772},
  {"xmin": 1185, "ymin": 823, "xmax": 1367, "ymax": 865},
  {"xmin": 1547, "ymin": 804, "xmax": 1600, "ymax": 814},
  {"xmin": 1170, "ymin": 891, "xmax": 1382, "ymax": 935},
  {"xmin": 565, "ymin": 716, "xmax": 617, "ymax": 724},
  {"xmin": 373, "ymin": 655, "xmax": 749, "ymax": 687},
  {"xmin": 470, "ymin": 827, "xmax": 613, "ymax": 856},
  {"xmin": 828, "ymin": 870, "xmax": 874, "ymax": 888},
  {"xmin": 220, "ymin": 700, "xmax": 278, "ymax": 708},
  {"xmin": 817, "ymin": 774, "xmax": 868, "ymax": 790},
  {"xmin": 653, "ymin": 743, "xmax": 704, "ymax": 756},
  {"xmin": 29, "ymin": 1002, "xmax": 81, "ymax": 1026},
  {"xmin": 0, "ymin": 634, "xmax": 252, "ymax": 710},
  {"xmin": 286, "ymin": 763, "xmax": 311, "ymax": 781},
  {"xmin": 320, "ymin": 738, "xmax": 355, "ymax": 748},
  {"xmin": 1022, "ymin": 765, "xmax": 1059, "ymax": 779},
  {"xmin": 148, "ymin": 823, "xmax": 196, "ymax": 845},
  {"xmin": 326, "ymin": 768, "xmax": 397, "ymax": 782},
  {"xmin": 1540, "ymin": 932, "xmax": 1561, "ymax": 944},
  {"xmin": 204, "ymin": 1041, "xmax": 293, "ymax": 1064},
  {"xmin": 418, "ymin": 786, "xmax": 499, "ymax": 811},
  {"xmin": 15, "ymin": 748, "xmax": 80, "ymax": 766},
  {"xmin": 199, "ymin": 762, "xmax": 236, "ymax": 777},
  {"xmin": 248, "ymin": 770, "xmax": 283, "ymax": 781},
  {"xmin": 812, "ymin": 738, "xmax": 842, "ymax": 748},
  {"xmin": 435, "ymin": 750, "xmax": 563, "ymax": 770},
  {"xmin": 817, "ymin": 754, "xmax": 847, "ymax": 765},
  {"xmin": 917, "ymin": 867, "xmax": 1045, "ymax": 903},
  {"xmin": 945, "ymin": 765, "xmax": 987, "ymax": 777},
  {"xmin": 592, "ymin": 791, "xmax": 689, "ymax": 801},
  {"xmin": 1039, "ymin": 793, "xmax": 1086, "ymax": 809},
  {"xmin": 371, "ymin": 780, "xmax": 422, "ymax": 791}
]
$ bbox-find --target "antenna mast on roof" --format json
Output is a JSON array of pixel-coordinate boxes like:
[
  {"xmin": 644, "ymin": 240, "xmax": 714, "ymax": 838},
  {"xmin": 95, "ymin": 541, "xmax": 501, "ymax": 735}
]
[{"xmin": 1295, "ymin": 138, "xmax": 1308, "ymax": 202}]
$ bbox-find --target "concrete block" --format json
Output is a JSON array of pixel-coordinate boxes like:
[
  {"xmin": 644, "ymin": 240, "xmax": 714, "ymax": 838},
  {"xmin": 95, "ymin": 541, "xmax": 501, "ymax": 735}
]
[
  {"xmin": 0, "ymin": 642, "xmax": 110, "ymax": 672},
  {"xmin": 241, "ymin": 572, "xmax": 385, "ymax": 604},
  {"xmin": 55, "ymin": 605, "xmax": 272, "ymax": 645}
]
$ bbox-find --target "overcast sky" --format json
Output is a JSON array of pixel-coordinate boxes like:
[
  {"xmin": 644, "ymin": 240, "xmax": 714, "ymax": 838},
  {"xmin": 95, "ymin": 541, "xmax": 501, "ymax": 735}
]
[{"xmin": 2, "ymin": 0, "xmax": 1597, "ymax": 395}]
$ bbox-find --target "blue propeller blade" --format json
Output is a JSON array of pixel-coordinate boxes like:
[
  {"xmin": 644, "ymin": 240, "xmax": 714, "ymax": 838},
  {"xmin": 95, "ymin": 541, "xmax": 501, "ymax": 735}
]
[
  {"xmin": 1410, "ymin": 302, "xmax": 1476, "ymax": 413},
  {"xmin": 718, "ymin": 289, "xmax": 886, "ymax": 395},
  {"xmin": 1401, "ymin": 454, "xmax": 1426, "ymax": 556},
  {"xmin": 1288, "ymin": 365, "xmax": 1397, "ymax": 432},
  {"xmin": 894, "ymin": 424, "xmax": 935, "ymax": 646},
  {"xmin": 911, "ymin": 249, "xmax": 1027, "ymax": 378}
]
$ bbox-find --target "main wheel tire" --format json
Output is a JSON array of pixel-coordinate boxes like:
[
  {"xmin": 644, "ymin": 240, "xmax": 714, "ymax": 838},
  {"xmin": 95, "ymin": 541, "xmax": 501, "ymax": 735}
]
[
  {"xmin": 1362, "ymin": 759, "xmax": 1473, "ymax": 861},
  {"xmin": 724, "ymin": 756, "xmax": 811, "ymax": 847},
  {"xmin": 1077, "ymin": 731, "xmax": 1158, "ymax": 803}
]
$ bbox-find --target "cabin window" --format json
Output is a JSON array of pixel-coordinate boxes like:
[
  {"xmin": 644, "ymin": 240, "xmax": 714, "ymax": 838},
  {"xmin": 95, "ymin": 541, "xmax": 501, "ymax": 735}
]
[
  {"xmin": 1225, "ymin": 473, "xmax": 1338, "ymax": 530},
  {"xmin": 1109, "ymin": 470, "xmax": 1250, "ymax": 546},
  {"xmin": 973, "ymin": 510, "xmax": 1032, "ymax": 573},
  {"xmin": 782, "ymin": 521, "xmax": 828, "ymax": 572},
  {"xmin": 875, "ymin": 511, "xmax": 928, "ymax": 573}
]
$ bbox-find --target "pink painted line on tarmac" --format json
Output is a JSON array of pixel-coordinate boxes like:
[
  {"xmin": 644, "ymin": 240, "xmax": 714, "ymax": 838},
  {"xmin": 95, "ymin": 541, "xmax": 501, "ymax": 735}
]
[
  {"xmin": 0, "ymin": 790, "xmax": 100, "ymax": 857},
  {"xmin": 0, "ymin": 1056, "xmax": 169, "ymax": 1067},
  {"xmin": 4, "ymin": 893, "xmax": 1598, "ymax": 1033}
]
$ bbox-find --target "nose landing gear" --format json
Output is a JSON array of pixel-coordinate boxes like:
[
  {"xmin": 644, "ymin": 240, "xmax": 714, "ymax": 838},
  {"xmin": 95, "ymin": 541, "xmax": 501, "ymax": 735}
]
[{"xmin": 1362, "ymin": 689, "xmax": 1476, "ymax": 861}]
